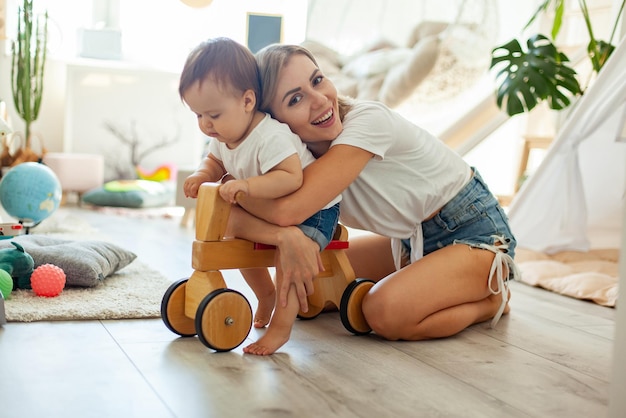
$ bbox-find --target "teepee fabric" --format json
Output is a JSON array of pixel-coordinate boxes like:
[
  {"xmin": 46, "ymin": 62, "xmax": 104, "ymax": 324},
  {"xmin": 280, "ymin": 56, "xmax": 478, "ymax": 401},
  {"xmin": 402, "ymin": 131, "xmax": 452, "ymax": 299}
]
[{"xmin": 508, "ymin": 37, "xmax": 626, "ymax": 253}]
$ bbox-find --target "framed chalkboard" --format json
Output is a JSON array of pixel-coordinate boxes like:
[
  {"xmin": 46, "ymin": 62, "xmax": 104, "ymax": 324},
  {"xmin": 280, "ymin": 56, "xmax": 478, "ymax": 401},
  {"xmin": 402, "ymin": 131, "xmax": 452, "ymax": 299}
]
[{"xmin": 246, "ymin": 13, "xmax": 282, "ymax": 53}]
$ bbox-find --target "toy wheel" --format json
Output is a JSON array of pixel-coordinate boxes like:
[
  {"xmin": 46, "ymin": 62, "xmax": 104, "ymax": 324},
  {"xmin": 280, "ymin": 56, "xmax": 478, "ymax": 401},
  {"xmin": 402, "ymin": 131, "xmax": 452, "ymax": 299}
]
[
  {"xmin": 340, "ymin": 279, "xmax": 375, "ymax": 335},
  {"xmin": 161, "ymin": 278, "xmax": 196, "ymax": 337},
  {"xmin": 195, "ymin": 288, "xmax": 252, "ymax": 352}
]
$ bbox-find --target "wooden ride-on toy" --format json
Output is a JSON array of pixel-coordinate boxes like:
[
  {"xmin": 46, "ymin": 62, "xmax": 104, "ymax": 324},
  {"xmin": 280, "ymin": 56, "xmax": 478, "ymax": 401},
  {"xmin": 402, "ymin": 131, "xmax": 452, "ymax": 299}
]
[{"xmin": 161, "ymin": 182, "xmax": 372, "ymax": 352}]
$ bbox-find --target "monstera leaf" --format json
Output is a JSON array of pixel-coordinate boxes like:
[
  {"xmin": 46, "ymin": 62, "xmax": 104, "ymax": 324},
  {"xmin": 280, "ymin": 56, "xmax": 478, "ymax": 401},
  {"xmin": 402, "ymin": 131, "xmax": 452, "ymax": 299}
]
[{"xmin": 490, "ymin": 34, "xmax": 582, "ymax": 116}]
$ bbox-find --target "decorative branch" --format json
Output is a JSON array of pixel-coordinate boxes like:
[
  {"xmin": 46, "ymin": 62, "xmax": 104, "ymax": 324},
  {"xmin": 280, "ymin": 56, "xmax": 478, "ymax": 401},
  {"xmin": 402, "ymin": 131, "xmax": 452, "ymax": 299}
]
[{"xmin": 102, "ymin": 119, "xmax": 180, "ymax": 179}]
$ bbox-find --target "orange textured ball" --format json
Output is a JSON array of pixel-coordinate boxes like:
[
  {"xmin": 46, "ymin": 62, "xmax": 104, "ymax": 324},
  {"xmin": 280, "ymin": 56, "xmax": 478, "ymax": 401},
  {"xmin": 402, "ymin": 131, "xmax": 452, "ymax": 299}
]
[{"xmin": 31, "ymin": 264, "xmax": 66, "ymax": 297}]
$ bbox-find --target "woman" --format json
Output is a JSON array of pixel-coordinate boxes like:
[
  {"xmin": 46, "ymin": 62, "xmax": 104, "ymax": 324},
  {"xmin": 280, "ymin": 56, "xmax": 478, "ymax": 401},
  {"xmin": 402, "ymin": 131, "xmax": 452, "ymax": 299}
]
[{"xmin": 229, "ymin": 44, "xmax": 518, "ymax": 355}]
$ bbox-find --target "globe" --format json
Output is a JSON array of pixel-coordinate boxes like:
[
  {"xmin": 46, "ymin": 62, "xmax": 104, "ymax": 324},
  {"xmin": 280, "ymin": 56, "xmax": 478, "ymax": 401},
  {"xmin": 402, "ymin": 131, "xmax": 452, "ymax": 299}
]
[{"xmin": 0, "ymin": 162, "xmax": 62, "ymax": 226}]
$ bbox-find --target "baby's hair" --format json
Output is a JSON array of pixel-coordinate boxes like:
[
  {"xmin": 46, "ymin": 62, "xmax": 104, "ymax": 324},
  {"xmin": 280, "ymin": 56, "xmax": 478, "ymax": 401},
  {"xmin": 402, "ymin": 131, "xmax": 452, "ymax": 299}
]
[{"xmin": 179, "ymin": 37, "xmax": 261, "ymax": 107}]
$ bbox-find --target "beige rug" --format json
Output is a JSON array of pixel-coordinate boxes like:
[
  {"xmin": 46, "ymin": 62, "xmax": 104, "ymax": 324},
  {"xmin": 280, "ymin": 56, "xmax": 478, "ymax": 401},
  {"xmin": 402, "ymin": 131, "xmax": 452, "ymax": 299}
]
[
  {"xmin": 2, "ymin": 212, "xmax": 173, "ymax": 322},
  {"xmin": 4, "ymin": 260, "xmax": 172, "ymax": 322},
  {"xmin": 515, "ymin": 247, "xmax": 618, "ymax": 307}
]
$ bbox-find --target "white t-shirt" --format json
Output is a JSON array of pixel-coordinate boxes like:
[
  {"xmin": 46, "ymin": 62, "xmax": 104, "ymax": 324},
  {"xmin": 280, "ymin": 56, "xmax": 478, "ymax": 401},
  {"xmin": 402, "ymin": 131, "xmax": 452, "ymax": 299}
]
[
  {"xmin": 330, "ymin": 101, "xmax": 471, "ymax": 267},
  {"xmin": 209, "ymin": 113, "xmax": 341, "ymax": 209}
]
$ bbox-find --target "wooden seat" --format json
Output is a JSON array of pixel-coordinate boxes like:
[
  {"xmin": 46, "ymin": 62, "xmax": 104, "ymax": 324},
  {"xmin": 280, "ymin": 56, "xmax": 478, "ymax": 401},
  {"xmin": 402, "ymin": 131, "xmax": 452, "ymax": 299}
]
[
  {"xmin": 515, "ymin": 135, "xmax": 553, "ymax": 193},
  {"xmin": 161, "ymin": 182, "xmax": 356, "ymax": 351},
  {"xmin": 496, "ymin": 135, "xmax": 553, "ymax": 207}
]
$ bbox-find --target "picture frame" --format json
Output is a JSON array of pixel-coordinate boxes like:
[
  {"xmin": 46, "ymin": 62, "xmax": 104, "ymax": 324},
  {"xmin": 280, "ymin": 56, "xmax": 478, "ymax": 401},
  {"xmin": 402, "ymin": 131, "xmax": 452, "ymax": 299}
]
[{"xmin": 246, "ymin": 12, "xmax": 283, "ymax": 53}]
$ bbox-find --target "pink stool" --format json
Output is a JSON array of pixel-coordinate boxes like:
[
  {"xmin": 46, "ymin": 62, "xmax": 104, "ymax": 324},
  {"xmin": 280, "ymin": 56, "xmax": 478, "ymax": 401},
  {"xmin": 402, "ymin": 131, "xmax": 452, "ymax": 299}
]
[{"xmin": 42, "ymin": 153, "xmax": 104, "ymax": 204}]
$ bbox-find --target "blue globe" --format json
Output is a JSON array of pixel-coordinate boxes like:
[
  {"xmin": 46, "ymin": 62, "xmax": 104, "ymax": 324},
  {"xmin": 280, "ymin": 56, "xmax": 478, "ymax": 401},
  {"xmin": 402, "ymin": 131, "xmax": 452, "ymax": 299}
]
[{"xmin": 0, "ymin": 162, "xmax": 62, "ymax": 225}]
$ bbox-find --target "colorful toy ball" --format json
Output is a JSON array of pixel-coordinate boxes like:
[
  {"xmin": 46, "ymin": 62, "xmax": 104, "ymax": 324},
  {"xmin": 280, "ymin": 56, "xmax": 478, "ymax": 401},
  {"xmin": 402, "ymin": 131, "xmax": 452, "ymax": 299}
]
[
  {"xmin": 31, "ymin": 264, "xmax": 66, "ymax": 297},
  {"xmin": 0, "ymin": 270, "xmax": 12, "ymax": 299}
]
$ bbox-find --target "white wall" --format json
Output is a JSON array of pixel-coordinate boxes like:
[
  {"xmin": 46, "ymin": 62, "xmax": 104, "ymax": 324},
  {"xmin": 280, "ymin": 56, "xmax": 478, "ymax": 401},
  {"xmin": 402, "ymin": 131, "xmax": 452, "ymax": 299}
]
[
  {"xmin": 609, "ymin": 6, "xmax": 626, "ymax": 417},
  {"xmin": 63, "ymin": 61, "xmax": 200, "ymax": 181},
  {"xmin": 0, "ymin": 0, "xmax": 620, "ymax": 187},
  {"xmin": 0, "ymin": 0, "xmax": 308, "ymax": 177}
]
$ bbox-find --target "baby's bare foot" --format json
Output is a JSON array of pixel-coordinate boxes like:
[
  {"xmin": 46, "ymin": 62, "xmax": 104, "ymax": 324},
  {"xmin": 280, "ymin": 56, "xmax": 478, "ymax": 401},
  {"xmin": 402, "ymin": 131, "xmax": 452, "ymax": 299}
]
[
  {"xmin": 253, "ymin": 293, "xmax": 275, "ymax": 328},
  {"xmin": 243, "ymin": 326, "xmax": 290, "ymax": 355}
]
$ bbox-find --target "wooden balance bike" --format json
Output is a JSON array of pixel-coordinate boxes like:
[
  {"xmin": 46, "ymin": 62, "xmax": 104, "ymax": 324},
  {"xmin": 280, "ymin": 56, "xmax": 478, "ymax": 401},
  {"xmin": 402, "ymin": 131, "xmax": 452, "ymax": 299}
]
[{"xmin": 161, "ymin": 182, "xmax": 374, "ymax": 351}]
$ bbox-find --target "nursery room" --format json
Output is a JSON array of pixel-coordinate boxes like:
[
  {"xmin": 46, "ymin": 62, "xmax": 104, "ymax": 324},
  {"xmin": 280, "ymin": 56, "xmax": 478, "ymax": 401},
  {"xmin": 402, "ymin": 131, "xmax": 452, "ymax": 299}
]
[{"xmin": 0, "ymin": 0, "xmax": 625, "ymax": 417}]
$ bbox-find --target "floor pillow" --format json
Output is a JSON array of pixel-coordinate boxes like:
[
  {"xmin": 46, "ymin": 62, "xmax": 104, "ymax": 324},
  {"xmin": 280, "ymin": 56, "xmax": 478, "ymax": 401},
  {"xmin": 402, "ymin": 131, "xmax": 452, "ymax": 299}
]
[
  {"xmin": 82, "ymin": 179, "xmax": 175, "ymax": 208},
  {"xmin": 0, "ymin": 235, "xmax": 137, "ymax": 288}
]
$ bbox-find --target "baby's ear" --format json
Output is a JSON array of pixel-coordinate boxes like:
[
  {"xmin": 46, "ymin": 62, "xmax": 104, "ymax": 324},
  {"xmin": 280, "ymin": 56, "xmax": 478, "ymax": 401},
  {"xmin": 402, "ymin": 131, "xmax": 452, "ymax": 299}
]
[{"xmin": 243, "ymin": 89, "xmax": 257, "ymax": 110}]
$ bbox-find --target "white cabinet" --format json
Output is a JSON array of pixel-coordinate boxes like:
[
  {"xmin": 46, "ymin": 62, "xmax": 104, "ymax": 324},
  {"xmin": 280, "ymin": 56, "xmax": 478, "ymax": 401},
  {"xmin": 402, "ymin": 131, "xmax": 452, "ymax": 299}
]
[{"xmin": 64, "ymin": 61, "xmax": 203, "ymax": 181}]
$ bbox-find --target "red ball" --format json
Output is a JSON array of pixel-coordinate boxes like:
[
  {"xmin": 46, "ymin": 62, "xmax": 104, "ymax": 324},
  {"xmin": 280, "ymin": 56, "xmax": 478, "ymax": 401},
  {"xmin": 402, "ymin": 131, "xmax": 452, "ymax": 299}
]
[{"xmin": 31, "ymin": 264, "xmax": 66, "ymax": 297}]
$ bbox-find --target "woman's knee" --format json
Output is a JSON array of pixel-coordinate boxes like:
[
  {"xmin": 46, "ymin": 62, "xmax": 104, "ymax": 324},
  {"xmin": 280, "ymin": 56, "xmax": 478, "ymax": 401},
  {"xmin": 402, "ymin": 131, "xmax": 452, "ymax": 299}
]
[{"xmin": 362, "ymin": 291, "xmax": 403, "ymax": 340}]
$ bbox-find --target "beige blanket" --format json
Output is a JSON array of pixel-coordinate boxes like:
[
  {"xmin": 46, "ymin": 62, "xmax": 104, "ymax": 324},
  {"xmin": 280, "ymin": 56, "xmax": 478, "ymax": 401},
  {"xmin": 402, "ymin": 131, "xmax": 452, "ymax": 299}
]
[{"xmin": 515, "ymin": 247, "xmax": 619, "ymax": 307}]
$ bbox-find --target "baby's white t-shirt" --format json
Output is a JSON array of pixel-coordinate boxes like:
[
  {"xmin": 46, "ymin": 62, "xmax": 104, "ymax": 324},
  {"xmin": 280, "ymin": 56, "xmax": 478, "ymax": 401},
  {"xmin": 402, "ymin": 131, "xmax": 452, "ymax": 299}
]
[{"xmin": 210, "ymin": 113, "xmax": 341, "ymax": 209}]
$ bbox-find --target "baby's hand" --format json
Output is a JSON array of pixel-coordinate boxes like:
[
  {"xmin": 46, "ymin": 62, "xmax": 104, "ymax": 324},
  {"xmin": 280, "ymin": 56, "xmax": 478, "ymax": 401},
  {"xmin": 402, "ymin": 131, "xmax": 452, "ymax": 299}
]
[
  {"xmin": 219, "ymin": 179, "xmax": 248, "ymax": 203},
  {"xmin": 183, "ymin": 172, "xmax": 211, "ymax": 198}
]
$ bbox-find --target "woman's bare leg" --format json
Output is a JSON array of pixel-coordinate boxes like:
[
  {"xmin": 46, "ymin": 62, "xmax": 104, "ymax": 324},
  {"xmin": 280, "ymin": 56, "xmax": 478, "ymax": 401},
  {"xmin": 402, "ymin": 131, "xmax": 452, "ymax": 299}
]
[
  {"xmin": 345, "ymin": 232, "xmax": 396, "ymax": 281},
  {"xmin": 240, "ymin": 268, "xmax": 275, "ymax": 328},
  {"xmin": 348, "ymin": 242, "xmax": 509, "ymax": 341}
]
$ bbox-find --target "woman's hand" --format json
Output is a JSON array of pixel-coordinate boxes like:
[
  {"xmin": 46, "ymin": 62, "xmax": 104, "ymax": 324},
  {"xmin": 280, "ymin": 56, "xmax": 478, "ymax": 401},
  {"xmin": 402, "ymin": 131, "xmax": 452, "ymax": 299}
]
[{"xmin": 275, "ymin": 226, "xmax": 325, "ymax": 312}]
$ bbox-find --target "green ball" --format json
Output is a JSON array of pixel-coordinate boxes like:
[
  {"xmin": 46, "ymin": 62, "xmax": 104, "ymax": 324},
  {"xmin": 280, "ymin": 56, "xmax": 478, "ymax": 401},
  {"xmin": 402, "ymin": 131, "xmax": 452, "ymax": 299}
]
[{"xmin": 0, "ymin": 270, "xmax": 13, "ymax": 299}]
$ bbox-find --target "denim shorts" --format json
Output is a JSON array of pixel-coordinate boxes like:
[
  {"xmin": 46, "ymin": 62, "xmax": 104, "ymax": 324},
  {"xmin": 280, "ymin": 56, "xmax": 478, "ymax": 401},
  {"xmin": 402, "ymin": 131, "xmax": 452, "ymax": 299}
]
[
  {"xmin": 297, "ymin": 202, "xmax": 340, "ymax": 250},
  {"xmin": 402, "ymin": 169, "xmax": 517, "ymax": 259}
]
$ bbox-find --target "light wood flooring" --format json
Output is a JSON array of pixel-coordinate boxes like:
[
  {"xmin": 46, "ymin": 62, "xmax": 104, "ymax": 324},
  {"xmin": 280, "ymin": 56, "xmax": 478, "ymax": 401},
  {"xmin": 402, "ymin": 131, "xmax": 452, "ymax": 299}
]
[{"xmin": 0, "ymin": 205, "xmax": 617, "ymax": 417}]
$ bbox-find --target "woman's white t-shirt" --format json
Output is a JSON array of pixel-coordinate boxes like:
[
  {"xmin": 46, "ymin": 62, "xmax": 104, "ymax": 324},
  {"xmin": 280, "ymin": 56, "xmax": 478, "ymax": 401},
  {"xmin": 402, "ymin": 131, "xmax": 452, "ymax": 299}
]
[{"xmin": 330, "ymin": 101, "xmax": 471, "ymax": 267}]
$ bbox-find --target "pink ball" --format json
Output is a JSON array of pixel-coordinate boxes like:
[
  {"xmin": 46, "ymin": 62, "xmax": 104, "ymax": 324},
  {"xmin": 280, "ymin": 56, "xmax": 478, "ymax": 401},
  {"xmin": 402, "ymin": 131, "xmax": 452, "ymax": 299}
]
[{"xmin": 31, "ymin": 264, "xmax": 66, "ymax": 297}]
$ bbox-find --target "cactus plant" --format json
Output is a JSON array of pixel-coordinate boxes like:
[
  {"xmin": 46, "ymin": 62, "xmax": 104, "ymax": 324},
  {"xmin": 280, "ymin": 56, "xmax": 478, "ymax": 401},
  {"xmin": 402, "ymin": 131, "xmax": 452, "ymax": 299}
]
[{"xmin": 10, "ymin": 0, "xmax": 48, "ymax": 149}]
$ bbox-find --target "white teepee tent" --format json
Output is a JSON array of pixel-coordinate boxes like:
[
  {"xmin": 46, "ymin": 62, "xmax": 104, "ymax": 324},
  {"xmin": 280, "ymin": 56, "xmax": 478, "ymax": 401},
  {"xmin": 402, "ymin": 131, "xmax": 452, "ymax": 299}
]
[{"xmin": 507, "ymin": 36, "xmax": 626, "ymax": 253}]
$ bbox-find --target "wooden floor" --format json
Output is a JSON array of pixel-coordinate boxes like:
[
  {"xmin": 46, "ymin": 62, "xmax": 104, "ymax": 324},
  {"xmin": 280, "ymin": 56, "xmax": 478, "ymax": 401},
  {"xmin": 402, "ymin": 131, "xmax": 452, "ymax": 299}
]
[{"xmin": 0, "ymin": 205, "xmax": 616, "ymax": 418}]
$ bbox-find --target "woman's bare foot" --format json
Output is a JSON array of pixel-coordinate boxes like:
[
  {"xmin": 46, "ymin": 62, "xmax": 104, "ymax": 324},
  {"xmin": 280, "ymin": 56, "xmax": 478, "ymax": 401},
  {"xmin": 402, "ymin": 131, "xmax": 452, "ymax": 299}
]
[
  {"xmin": 487, "ymin": 290, "xmax": 511, "ymax": 315},
  {"xmin": 472, "ymin": 291, "xmax": 511, "ymax": 325},
  {"xmin": 243, "ymin": 324, "xmax": 291, "ymax": 355},
  {"xmin": 253, "ymin": 292, "xmax": 275, "ymax": 328}
]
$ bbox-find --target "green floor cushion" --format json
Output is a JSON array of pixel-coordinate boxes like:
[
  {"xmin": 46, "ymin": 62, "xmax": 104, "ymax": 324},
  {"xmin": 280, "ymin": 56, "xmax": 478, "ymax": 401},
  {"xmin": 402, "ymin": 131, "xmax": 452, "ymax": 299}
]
[{"xmin": 82, "ymin": 179, "xmax": 175, "ymax": 208}]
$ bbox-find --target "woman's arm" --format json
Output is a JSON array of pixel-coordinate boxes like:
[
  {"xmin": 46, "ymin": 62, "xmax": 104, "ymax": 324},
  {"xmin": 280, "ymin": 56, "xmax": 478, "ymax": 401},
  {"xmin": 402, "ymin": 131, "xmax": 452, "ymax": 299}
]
[
  {"xmin": 238, "ymin": 144, "xmax": 374, "ymax": 225},
  {"xmin": 234, "ymin": 144, "xmax": 372, "ymax": 311}
]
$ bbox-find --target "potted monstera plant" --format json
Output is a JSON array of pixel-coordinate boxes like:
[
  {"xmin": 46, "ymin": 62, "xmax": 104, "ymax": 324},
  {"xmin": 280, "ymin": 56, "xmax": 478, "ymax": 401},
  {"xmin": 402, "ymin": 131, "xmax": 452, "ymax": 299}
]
[
  {"xmin": 1, "ymin": 0, "xmax": 48, "ymax": 167},
  {"xmin": 490, "ymin": 0, "xmax": 624, "ymax": 116}
]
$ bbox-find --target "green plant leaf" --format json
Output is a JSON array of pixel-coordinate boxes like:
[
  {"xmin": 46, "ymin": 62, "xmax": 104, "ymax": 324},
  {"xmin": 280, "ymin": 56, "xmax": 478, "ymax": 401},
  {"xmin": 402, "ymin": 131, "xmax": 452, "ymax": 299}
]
[
  {"xmin": 551, "ymin": 0, "xmax": 565, "ymax": 40},
  {"xmin": 490, "ymin": 34, "xmax": 582, "ymax": 116},
  {"xmin": 524, "ymin": 0, "xmax": 564, "ymax": 39},
  {"xmin": 588, "ymin": 39, "xmax": 615, "ymax": 72}
]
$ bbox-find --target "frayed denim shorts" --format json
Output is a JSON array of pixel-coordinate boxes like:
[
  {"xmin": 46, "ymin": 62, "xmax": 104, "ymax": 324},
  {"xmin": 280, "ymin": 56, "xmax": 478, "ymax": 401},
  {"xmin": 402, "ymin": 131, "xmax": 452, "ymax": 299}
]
[
  {"xmin": 297, "ymin": 202, "xmax": 340, "ymax": 250},
  {"xmin": 402, "ymin": 169, "xmax": 517, "ymax": 259}
]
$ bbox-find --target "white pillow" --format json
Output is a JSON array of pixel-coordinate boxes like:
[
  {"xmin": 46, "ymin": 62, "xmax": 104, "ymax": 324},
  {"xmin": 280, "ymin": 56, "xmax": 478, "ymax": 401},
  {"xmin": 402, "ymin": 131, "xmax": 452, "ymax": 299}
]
[{"xmin": 342, "ymin": 48, "xmax": 413, "ymax": 79}]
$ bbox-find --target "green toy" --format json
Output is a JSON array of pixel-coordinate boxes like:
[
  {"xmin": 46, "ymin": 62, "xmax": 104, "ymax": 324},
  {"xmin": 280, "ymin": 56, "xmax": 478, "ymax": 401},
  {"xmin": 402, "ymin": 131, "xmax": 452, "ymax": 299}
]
[
  {"xmin": 0, "ymin": 242, "xmax": 35, "ymax": 295},
  {"xmin": 0, "ymin": 270, "xmax": 12, "ymax": 299}
]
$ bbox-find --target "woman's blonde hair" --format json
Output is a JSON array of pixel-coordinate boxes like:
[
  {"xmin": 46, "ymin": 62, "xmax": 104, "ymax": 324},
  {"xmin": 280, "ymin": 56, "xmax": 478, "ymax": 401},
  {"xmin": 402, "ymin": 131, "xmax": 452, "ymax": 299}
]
[{"xmin": 255, "ymin": 44, "xmax": 352, "ymax": 120}]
